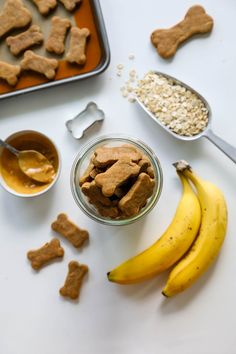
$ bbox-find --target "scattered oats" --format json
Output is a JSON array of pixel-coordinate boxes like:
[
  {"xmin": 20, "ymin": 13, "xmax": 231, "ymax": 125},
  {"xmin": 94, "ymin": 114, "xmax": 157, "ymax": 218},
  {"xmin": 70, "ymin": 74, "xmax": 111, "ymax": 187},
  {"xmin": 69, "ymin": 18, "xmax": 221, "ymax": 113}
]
[
  {"xmin": 135, "ymin": 71, "xmax": 209, "ymax": 137},
  {"xmin": 122, "ymin": 91, "xmax": 129, "ymax": 98},
  {"xmin": 127, "ymin": 86, "xmax": 133, "ymax": 93},
  {"xmin": 129, "ymin": 69, "xmax": 136, "ymax": 77},
  {"xmin": 120, "ymin": 67, "xmax": 138, "ymax": 101},
  {"xmin": 128, "ymin": 53, "xmax": 135, "ymax": 60},
  {"xmin": 128, "ymin": 96, "xmax": 136, "ymax": 103},
  {"xmin": 117, "ymin": 64, "xmax": 124, "ymax": 70}
]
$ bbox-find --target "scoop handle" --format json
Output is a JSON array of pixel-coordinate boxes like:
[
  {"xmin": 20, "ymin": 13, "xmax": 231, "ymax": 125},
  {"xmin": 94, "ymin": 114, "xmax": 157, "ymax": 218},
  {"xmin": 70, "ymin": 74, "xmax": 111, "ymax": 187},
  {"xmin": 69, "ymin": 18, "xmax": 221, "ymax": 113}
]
[
  {"xmin": 0, "ymin": 139, "xmax": 19, "ymax": 157},
  {"xmin": 204, "ymin": 129, "xmax": 236, "ymax": 164}
]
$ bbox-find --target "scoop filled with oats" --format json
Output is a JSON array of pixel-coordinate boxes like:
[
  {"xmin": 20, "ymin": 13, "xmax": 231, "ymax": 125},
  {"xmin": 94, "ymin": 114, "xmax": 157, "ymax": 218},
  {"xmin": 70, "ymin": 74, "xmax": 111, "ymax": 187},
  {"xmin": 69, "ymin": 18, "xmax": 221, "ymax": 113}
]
[{"xmin": 135, "ymin": 71, "xmax": 236, "ymax": 163}]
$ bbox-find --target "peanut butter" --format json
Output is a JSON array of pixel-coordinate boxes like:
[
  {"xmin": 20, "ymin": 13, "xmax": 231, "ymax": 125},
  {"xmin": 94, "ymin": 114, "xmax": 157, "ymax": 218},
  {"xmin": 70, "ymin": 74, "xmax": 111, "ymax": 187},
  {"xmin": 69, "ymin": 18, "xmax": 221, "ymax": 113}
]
[{"xmin": 0, "ymin": 131, "xmax": 59, "ymax": 195}]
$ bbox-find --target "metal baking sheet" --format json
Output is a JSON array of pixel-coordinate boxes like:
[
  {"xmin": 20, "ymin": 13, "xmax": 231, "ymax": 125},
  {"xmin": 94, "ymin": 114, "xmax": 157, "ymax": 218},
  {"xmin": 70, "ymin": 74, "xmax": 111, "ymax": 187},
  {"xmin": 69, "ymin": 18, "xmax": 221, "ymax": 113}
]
[{"xmin": 0, "ymin": 0, "xmax": 110, "ymax": 100}]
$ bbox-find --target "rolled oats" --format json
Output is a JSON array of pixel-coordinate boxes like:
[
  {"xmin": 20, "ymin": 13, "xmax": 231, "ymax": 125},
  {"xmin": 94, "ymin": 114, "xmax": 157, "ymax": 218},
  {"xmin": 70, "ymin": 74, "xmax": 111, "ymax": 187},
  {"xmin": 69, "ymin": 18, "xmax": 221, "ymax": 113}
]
[{"xmin": 135, "ymin": 72, "xmax": 209, "ymax": 136}]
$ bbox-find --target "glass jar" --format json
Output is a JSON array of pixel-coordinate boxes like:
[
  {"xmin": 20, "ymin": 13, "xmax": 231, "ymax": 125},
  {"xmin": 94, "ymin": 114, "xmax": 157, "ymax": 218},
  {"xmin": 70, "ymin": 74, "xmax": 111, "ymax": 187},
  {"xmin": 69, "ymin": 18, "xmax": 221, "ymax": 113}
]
[{"xmin": 71, "ymin": 135, "xmax": 163, "ymax": 225}]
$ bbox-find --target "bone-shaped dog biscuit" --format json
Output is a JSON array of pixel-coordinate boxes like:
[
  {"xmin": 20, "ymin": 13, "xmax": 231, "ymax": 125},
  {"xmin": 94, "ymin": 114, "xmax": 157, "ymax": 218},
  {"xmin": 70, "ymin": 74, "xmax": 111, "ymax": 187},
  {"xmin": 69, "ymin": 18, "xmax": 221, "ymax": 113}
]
[
  {"xmin": 51, "ymin": 213, "xmax": 89, "ymax": 248},
  {"xmin": 59, "ymin": 0, "xmax": 82, "ymax": 12},
  {"xmin": 0, "ymin": 61, "xmax": 21, "ymax": 86},
  {"xmin": 6, "ymin": 25, "xmax": 43, "ymax": 56},
  {"xmin": 95, "ymin": 158, "xmax": 140, "ymax": 197},
  {"xmin": 46, "ymin": 16, "xmax": 71, "ymax": 55},
  {"xmin": 66, "ymin": 27, "xmax": 90, "ymax": 65},
  {"xmin": 81, "ymin": 180, "xmax": 112, "ymax": 207},
  {"xmin": 93, "ymin": 146, "xmax": 142, "ymax": 167},
  {"xmin": 32, "ymin": 0, "xmax": 57, "ymax": 15},
  {"xmin": 151, "ymin": 5, "xmax": 214, "ymax": 59},
  {"xmin": 60, "ymin": 261, "xmax": 88, "ymax": 300},
  {"xmin": 27, "ymin": 238, "xmax": 64, "ymax": 270},
  {"xmin": 0, "ymin": 0, "xmax": 32, "ymax": 38},
  {"xmin": 21, "ymin": 50, "xmax": 58, "ymax": 79},
  {"xmin": 119, "ymin": 173, "xmax": 155, "ymax": 217}
]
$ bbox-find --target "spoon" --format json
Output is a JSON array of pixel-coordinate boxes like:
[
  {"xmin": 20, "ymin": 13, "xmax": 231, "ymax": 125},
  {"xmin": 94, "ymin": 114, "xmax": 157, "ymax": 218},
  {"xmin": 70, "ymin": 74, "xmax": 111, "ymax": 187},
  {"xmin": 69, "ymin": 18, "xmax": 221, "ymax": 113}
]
[
  {"xmin": 136, "ymin": 71, "xmax": 236, "ymax": 164},
  {"xmin": 0, "ymin": 139, "xmax": 56, "ymax": 183}
]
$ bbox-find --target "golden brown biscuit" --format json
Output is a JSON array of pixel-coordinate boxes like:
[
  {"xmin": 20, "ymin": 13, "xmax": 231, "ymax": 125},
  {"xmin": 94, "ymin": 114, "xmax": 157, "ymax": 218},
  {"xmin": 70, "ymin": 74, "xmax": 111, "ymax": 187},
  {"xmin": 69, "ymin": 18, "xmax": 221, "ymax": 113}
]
[
  {"xmin": 46, "ymin": 16, "xmax": 71, "ymax": 55},
  {"xmin": 51, "ymin": 213, "xmax": 89, "ymax": 248},
  {"xmin": 6, "ymin": 25, "xmax": 43, "ymax": 56},
  {"xmin": 119, "ymin": 173, "xmax": 155, "ymax": 216},
  {"xmin": 81, "ymin": 180, "xmax": 112, "ymax": 207},
  {"xmin": 31, "ymin": 0, "xmax": 57, "ymax": 15},
  {"xmin": 0, "ymin": 61, "xmax": 21, "ymax": 86},
  {"xmin": 95, "ymin": 158, "xmax": 140, "ymax": 197},
  {"xmin": 138, "ymin": 156, "xmax": 151, "ymax": 173},
  {"xmin": 66, "ymin": 27, "xmax": 90, "ymax": 65},
  {"xmin": 27, "ymin": 238, "xmax": 64, "ymax": 270},
  {"xmin": 151, "ymin": 5, "xmax": 214, "ymax": 58},
  {"xmin": 58, "ymin": 0, "xmax": 82, "ymax": 12},
  {"xmin": 147, "ymin": 166, "xmax": 154, "ymax": 178},
  {"xmin": 93, "ymin": 146, "xmax": 142, "ymax": 168},
  {"xmin": 60, "ymin": 261, "xmax": 88, "ymax": 300},
  {"xmin": 21, "ymin": 50, "xmax": 58, "ymax": 79},
  {"xmin": 97, "ymin": 205, "xmax": 119, "ymax": 218},
  {"xmin": 0, "ymin": 0, "xmax": 32, "ymax": 38}
]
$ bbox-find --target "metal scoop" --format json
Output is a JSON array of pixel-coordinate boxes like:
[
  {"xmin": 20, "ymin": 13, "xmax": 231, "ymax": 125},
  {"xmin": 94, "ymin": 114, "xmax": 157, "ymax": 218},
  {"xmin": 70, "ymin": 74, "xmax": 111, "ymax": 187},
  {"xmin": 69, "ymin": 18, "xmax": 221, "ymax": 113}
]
[
  {"xmin": 136, "ymin": 71, "xmax": 236, "ymax": 164},
  {"xmin": 0, "ymin": 139, "xmax": 55, "ymax": 183}
]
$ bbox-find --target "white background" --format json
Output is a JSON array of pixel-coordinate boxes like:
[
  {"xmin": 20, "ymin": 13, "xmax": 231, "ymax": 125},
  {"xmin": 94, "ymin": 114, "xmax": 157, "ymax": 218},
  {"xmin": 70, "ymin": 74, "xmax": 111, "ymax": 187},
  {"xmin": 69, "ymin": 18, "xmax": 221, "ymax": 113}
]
[{"xmin": 0, "ymin": 1, "xmax": 236, "ymax": 353}]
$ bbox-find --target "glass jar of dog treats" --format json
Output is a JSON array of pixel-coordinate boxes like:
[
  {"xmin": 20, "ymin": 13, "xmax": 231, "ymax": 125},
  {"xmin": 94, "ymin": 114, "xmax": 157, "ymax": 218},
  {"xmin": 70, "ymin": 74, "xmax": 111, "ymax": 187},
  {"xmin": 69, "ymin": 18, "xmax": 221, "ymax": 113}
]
[{"xmin": 71, "ymin": 135, "xmax": 163, "ymax": 226}]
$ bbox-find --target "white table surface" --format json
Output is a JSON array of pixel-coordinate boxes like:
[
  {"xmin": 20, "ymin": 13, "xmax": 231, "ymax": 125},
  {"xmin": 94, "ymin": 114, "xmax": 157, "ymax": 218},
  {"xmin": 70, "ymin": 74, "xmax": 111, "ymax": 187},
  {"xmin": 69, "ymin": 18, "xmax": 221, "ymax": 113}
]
[{"xmin": 1, "ymin": 1, "xmax": 236, "ymax": 353}]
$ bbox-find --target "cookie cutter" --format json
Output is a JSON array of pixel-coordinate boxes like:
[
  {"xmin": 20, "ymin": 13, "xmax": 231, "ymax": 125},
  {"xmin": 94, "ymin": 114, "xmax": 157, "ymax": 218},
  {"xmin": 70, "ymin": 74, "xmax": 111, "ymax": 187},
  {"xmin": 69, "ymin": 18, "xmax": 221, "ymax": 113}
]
[{"xmin": 66, "ymin": 102, "xmax": 105, "ymax": 139}]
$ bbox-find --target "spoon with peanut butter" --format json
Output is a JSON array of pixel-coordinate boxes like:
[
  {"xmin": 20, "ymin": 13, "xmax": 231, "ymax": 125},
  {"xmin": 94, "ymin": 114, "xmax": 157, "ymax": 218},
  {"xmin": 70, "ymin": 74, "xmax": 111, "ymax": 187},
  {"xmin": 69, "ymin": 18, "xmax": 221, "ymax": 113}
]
[{"xmin": 0, "ymin": 139, "xmax": 56, "ymax": 183}]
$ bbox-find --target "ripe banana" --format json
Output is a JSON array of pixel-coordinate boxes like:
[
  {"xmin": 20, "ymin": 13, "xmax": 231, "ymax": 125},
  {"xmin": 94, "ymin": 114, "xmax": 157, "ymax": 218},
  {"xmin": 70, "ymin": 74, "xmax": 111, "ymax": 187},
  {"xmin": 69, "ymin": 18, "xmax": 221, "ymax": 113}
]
[
  {"xmin": 162, "ymin": 160, "xmax": 228, "ymax": 297},
  {"xmin": 107, "ymin": 174, "xmax": 201, "ymax": 284}
]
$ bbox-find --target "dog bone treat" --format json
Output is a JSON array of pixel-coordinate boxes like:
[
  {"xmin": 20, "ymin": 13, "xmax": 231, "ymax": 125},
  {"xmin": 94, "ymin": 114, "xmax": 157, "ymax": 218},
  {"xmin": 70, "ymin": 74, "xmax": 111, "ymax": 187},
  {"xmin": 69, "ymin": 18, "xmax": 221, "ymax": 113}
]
[
  {"xmin": 79, "ymin": 160, "xmax": 94, "ymax": 186},
  {"xmin": 60, "ymin": 261, "xmax": 88, "ymax": 300},
  {"xmin": 21, "ymin": 50, "xmax": 58, "ymax": 79},
  {"xmin": 31, "ymin": 0, "xmax": 57, "ymax": 15},
  {"xmin": 0, "ymin": 0, "xmax": 32, "ymax": 39},
  {"xmin": 151, "ymin": 5, "xmax": 214, "ymax": 58},
  {"xmin": 0, "ymin": 61, "xmax": 21, "ymax": 86},
  {"xmin": 81, "ymin": 180, "xmax": 112, "ymax": 207},
  {"xmin": 58, "ymin": 0, "xmax": 82, "ymax": 12},
  {"xmin": 119, "ymin": 173, "xmax": 155, "ymax": 216},
  {"xmin": 89, "ymin": 168, "xmax": 103, "ymax": 179},
  {"xmin": 95, "ymin": 158, "xmax": 140, "ymax": 197},
  {"xmin": 147, "ymin": 166, "xmax": 154, "ymax": 179},
  {"xmin": 46, "ymin": 16, "xmax": 71, "ymax": 55},
  {"xmin": 97, "ymin": 205, "xmax": 119, "ymax": 218},
  {"xmin": 66, "ymin": 27, "xmax": 90, "ymax": 65},
  {"xmin": 27, "ymin": 238, "xmax": 64, "ymax": 270},
  {"xmin": 93, "ymin": 146, "xmax": 142, "ymax": 167},
  {"xmin": 6, "ymin": 25, "xmax": 43, "ymax": 56},
  {"xmin": 51, "ymin": 213, "xmax": 89, "ymax": 248},
  {"xmin": 138, "ymin": 156, "xmax": 151, "ymax": 173}
]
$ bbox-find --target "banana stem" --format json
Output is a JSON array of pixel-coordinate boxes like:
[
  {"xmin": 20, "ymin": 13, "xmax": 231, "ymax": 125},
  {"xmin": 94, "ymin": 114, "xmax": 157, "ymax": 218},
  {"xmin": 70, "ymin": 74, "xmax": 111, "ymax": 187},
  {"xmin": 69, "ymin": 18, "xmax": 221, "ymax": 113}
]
[{"xmin": 173, "ymin": 160, "xmax": 204, "ymax": 191}]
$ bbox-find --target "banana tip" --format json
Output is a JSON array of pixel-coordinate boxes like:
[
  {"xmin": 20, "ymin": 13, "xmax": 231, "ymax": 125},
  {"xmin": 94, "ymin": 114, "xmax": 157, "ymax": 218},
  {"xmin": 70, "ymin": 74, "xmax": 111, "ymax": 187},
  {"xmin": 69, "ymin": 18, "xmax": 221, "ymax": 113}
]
[{"xmin": 161, "ymin": 291, "xmax": 169, "ymax": 298}]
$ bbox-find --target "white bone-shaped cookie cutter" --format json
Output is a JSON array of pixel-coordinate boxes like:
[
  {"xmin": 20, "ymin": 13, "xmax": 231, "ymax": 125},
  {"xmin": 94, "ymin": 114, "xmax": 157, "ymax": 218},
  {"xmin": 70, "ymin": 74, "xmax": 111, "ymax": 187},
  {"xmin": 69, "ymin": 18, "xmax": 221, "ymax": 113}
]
[{"xmin": 66, "ymin": 102, "xmax": 105, "ymax": 139}]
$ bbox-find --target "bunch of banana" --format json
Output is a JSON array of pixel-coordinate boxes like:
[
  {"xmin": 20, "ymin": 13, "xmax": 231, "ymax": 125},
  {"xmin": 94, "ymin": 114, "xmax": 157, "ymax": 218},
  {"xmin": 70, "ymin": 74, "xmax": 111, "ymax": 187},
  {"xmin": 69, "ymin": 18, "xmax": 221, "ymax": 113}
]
[
  {"xmin": 107, "ymin": 160, "xmax": 228, "ymax": 297},
  {"xmin": 107, "ymin": 172, "xmax": 201, "ymax": 284}
]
